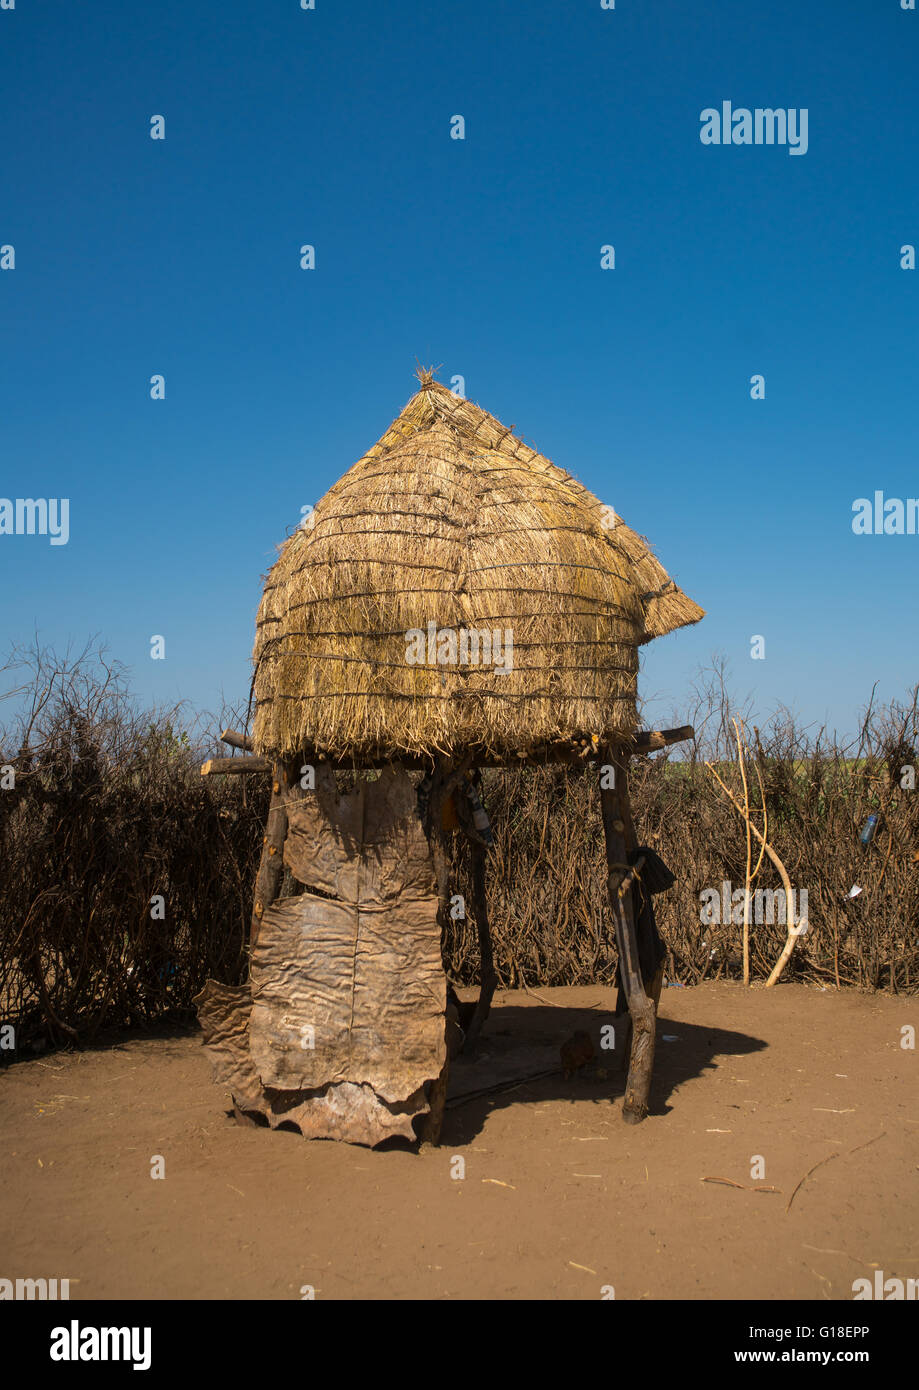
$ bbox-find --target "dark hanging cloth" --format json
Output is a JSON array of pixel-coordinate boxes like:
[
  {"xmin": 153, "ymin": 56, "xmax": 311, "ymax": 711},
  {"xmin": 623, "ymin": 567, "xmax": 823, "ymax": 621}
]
[
  {"xmin": 615, "ymin": 847, "xmax": 672, "ymax": 1005},
  {"xmin": 631, "ymin": 845, "xmax": 675, "ymax": 898}
]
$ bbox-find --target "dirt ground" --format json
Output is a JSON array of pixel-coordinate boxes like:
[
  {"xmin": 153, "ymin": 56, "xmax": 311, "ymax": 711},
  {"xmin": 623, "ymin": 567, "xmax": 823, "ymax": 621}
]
[{"xmin": 1, "ymin": 981, "xmax": 917, "ymax": 1301}]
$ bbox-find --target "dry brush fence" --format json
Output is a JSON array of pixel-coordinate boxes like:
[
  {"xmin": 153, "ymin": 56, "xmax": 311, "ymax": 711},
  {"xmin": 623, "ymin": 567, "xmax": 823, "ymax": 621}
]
[
  {"xmin": 0, "ymin": 646, "xmax": 268, "ymax": 1053},
  {"xmin": 2, "ymin": 648, "xmax": 917, "ymax": 1053},
  {"xmin": 445, "ymin": 731, "xmax": 919, "ymax": 996}
]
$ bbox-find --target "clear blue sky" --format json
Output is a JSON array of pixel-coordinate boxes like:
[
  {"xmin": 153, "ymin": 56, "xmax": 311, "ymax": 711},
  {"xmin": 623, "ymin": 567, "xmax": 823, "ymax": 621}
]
[{"xmin": 1, "ymin": 0, "xmax": 916, "ymax": 741}]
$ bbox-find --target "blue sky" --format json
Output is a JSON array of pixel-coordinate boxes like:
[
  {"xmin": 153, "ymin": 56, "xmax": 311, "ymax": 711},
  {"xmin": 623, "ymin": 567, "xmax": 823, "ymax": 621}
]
[{"xmin": 1, "ymin": 0, "xmax": 916, "ymax": 741}]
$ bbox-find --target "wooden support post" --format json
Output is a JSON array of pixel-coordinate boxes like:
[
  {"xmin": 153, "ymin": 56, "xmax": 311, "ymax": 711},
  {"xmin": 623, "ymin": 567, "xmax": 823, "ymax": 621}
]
[
  {"xmin": 422, "ymin": 760, "xmax": 495, "ymax": 1061},
  {"xmin": 417, "ymin": 1063, "xmax": 450, "ymax": 1147},
  {"xmin": 442, "ymin": 770, "xmax": 498, "ymax": 1053},
  {"xmin": 425, "ymin": 757, "xmax": 467, "ymax": 942},
  {"xmin": 419, "ymin": 757, "xmax": 472, "ymax": 1145},
  {"xmin": 599, "ymin": 750, "xmax": 658, "ymax": 1124},
  {"xmin": 201, "ymin": 755, "xmax": 271, "ymax": 776},
  {"xmin": 630, "ymin": 725, "xmax": 695, "ymax": 754},
  {"xmin": 250, "ymin": 762, "xmax": 291, "ymax": 949},
  {"xmin": 462, "ymin": 835, "xmax": 497, "ymax": 1050},
  {"xmin": 220, "ymin": 728, "xmax": 254, "ymax": 752}
]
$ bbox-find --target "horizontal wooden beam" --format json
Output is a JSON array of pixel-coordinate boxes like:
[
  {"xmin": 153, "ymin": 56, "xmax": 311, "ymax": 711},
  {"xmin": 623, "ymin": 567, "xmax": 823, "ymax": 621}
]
[
  {"xmin": 200, "ymin": 755, "xmax": 271, "ymax": 777},
  {"xmin": 220, "ymin": 728, "xmax": 253, "ymax": 751},
  {"xmin": 267, "ymin": 729, "xmax": 695, "ymax": 771},
  {"xmin": 629, "ymin": 725, "xmax": 695, "ymax": 753},
  {"xmin": 199, "ymin": 726, "xmax": 695, "ymax": 775}
]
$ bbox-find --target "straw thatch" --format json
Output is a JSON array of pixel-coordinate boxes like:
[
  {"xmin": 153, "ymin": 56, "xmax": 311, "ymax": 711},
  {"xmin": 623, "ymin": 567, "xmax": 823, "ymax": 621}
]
[{"xmin": 252, "ymin": 372, "xmax": 703, "ymax": 762}]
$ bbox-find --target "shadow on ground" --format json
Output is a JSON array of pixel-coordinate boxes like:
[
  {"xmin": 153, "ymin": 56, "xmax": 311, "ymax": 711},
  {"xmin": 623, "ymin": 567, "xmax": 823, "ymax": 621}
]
[{"xmin": 404, "ymin": 1001, "xmax": 767, "ymax": 1147}]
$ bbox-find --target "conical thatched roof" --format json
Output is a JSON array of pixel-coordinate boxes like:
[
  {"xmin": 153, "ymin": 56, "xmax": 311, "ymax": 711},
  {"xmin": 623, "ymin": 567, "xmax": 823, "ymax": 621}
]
[{"xmin": 252, "ymin": 373, "xmax": 703, "ymax": 763}]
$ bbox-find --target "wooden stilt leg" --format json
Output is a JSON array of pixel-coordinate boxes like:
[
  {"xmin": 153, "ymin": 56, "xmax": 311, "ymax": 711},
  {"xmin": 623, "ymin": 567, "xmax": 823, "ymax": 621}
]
[
  {"xmin": 618, "ymin": 954, "xmax": 665, "ymax": 1017},
  {"xmin": 418, "ymin": 1057, "xmax": 450, "ymax": 1146},
  {"xmin": 421, "ymin": 758, "xmax": 472, "ymax": 1135},
  {"xmin": 236, "ymin": 760, "xmax": 292, "ymax": 1126},
  {"xmin": 600, "ymin": 752, "xmax": 658, "ymax": 1124},
  {"xmin": 250, "ymin": 761, "xmax": 291, "ymax": 949},
  {"xmin": 463, "ymin": 836, "xmax": 497, "ymax": 1050}
]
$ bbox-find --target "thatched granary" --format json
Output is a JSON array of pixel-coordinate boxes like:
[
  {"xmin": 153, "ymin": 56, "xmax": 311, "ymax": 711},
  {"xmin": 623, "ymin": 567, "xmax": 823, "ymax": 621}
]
[
  {"xmin": 251, "ymin": 372, "xmax": 702, "ymax": 764},
  {"xmin": 196, "ymin": 371, "xmax": 703, "ymax": 1145}
]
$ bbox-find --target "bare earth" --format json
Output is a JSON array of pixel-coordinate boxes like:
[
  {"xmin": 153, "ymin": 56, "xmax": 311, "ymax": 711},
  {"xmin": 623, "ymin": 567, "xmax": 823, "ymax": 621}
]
[{"xmin": 1, "ymin": 981, "xmax": 916, "ymax": 1301}]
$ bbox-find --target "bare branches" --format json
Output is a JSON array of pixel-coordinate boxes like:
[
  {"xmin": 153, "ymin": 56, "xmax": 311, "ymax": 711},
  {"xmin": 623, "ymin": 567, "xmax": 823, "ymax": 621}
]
[{"xmin": 0, "ymin": 640, "xmax": 264, "ymax": 1049}]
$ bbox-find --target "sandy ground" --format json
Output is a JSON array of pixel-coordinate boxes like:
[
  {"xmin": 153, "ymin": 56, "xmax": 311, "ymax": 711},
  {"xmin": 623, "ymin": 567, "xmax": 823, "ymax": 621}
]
[{"xmin": 1, "ymin": 981, "xmax": 917, "ymax": 1301}]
